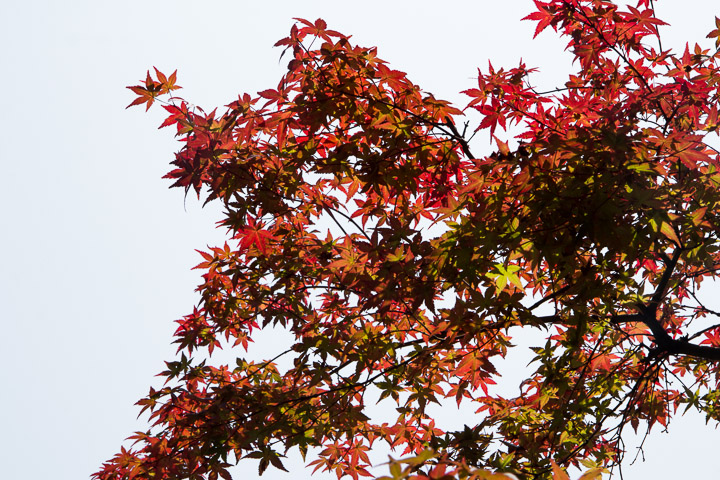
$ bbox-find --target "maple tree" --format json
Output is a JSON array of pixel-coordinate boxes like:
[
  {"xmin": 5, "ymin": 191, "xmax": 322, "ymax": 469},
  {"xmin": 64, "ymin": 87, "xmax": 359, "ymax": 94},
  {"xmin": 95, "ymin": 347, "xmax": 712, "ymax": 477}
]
[{"xmin": 97, "ymin": 1, "xmax": 720, "ymax": 479}]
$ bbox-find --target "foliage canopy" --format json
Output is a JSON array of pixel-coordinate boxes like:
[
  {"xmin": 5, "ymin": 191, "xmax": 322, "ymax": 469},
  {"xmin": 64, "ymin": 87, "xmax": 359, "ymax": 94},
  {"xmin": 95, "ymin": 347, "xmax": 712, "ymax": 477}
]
[{"xmin": 98, "ymin": 1, "xmax": 720, "ymax": 479}]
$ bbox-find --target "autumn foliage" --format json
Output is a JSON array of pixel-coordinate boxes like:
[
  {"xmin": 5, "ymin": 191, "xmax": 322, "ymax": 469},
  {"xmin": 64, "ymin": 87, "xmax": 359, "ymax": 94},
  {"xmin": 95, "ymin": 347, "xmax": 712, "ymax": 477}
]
[{"xmin": 97, "ymin": 1, "xmax": 720, "ymax": 479}]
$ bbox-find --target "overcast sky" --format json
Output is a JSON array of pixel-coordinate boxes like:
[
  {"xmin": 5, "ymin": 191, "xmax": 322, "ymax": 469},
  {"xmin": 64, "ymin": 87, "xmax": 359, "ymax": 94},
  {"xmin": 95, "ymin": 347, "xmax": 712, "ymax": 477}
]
[{"xmin": 1, "ymin": 1, "xmax": 719, "ymax": 479}]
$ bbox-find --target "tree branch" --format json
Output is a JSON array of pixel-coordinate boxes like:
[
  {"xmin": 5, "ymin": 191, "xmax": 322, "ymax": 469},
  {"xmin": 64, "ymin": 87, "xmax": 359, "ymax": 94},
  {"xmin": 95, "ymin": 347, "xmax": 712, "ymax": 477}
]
[
  {"xmin": 646, "ymin": 248, "xmax": 683, "ymax": 316},
  {"xmin": 649, "ymin": 337, "xmax": 720, "ymax": 361},
  {"xmin": 443, "ymin": 117, "xmax": 475, "ymax": 160},
  {"xmin": 533, "ymin": 312, "xmax": 720, "ymax": 362}
]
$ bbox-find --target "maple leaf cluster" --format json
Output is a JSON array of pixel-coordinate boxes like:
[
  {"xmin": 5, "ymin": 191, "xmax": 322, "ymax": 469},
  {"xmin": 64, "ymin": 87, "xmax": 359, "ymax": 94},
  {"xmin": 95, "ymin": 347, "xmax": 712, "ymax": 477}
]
[{"xmin": 97, "ymin": 3, "xmax": 720, "ymax": 479}]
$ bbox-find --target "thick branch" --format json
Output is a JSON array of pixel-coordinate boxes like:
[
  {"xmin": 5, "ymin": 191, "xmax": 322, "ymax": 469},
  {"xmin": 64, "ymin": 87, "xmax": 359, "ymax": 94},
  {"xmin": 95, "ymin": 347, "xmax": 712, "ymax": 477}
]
[
  {"xmin": 646, "ymin": 248, "xmax": 683, "ymax": 317},
  {"xmin": 533, "ymin": 313, "xmax": 720, "ymax": 361},
  {"xmin": 650, "ymin": 336, "xmax": 720, "ymax": 361}
]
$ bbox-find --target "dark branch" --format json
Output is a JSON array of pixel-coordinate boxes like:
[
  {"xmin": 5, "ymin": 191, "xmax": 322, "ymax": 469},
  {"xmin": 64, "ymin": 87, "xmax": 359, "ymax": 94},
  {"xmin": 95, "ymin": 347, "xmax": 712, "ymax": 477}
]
[
  {"xmin": 444, "ymin": 117, "xmax": 475, "ymax": 160},
  {"xmin": 533, "ymin": 312, "xmax": 720, "ymax": 362},
  {"xmin": 527, "ymin": 284, "xmax": 573, "ymax": 311},
  {"xmin": 647, "ymin": 248, "xmax": 683, "ymax": 316},
  {"xmin": 650, "ymin": 337, "xmax": 720, "ymax": 361}
]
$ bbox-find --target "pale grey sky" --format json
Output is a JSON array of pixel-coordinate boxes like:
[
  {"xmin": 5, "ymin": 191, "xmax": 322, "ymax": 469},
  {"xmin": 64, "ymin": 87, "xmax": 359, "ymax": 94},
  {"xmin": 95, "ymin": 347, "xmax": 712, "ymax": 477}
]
[{"xmin": 1, "ymin": 1, "xmax": 718, "ymax": 479}]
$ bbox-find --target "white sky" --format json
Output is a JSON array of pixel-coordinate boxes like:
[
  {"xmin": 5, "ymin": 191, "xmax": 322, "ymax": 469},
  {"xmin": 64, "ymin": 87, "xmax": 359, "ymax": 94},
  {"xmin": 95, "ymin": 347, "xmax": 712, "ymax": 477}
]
[{"xmin": 1, "ymin": 1, "xmax": 719, "ymax": 479}]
